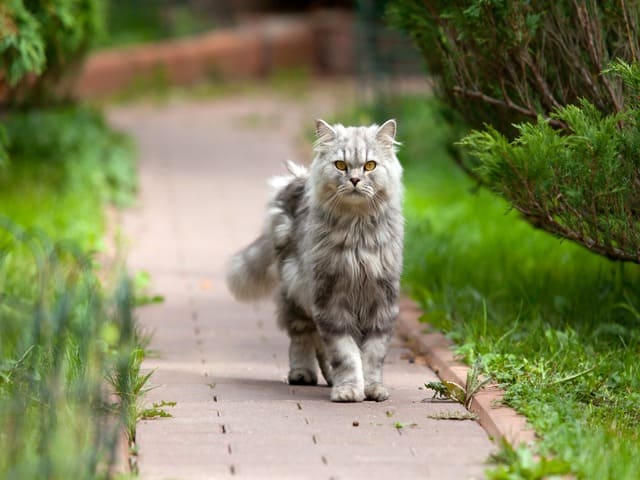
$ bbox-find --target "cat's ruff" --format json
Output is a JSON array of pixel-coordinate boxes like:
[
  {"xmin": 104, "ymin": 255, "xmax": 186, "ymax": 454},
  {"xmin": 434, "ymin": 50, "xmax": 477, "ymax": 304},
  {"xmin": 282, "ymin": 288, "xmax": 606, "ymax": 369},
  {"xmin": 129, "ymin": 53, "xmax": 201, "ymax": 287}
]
[{"xmin": 226, "ymin": 119, "xmax": 404, "ymax": 402}]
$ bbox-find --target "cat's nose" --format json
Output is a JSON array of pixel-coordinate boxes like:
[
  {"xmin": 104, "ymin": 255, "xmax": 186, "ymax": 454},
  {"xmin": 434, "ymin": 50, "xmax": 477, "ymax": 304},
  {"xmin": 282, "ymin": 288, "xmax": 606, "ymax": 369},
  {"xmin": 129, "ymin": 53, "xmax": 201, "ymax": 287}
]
[{"xmin": 350, "ymin": 177, "xmax": 360, "ymax": 186}]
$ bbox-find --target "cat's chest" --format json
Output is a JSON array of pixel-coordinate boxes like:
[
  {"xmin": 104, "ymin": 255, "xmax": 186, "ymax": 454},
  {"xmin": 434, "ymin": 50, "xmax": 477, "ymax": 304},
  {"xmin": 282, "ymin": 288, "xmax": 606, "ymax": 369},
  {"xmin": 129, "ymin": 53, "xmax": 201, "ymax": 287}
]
[{"xmin": 311, "ymin": 218, "xmax": 396, "ymax": 280}]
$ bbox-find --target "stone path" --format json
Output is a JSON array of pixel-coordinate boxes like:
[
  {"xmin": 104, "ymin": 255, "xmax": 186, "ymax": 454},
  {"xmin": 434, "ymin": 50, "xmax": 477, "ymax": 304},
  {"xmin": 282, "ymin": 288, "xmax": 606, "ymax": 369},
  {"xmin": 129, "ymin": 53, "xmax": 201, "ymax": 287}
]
[{"xmin": 111, "ymin": 86, "xmax": 494, "ymax": 480}]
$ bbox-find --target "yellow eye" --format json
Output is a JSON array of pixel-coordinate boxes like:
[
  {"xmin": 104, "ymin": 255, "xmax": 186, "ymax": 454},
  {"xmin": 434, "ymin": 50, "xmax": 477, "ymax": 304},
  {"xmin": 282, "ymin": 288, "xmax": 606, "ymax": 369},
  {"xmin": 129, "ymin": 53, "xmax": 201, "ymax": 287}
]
[
  {"xmin": 335, "ymin": 160, "xmax": 347, "ymax": 171},
  {"xmin": 364, "ymin": 161, "xmax": 377, "ymax": 171}
]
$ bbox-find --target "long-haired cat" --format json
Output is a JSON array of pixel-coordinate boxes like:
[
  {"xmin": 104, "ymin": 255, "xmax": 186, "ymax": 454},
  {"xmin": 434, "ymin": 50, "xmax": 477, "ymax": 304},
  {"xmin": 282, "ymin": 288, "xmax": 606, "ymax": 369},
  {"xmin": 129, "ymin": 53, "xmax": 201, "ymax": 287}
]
[{"xmin": 226, "ymin": 119, "xmax": 403, "ymax": 402}]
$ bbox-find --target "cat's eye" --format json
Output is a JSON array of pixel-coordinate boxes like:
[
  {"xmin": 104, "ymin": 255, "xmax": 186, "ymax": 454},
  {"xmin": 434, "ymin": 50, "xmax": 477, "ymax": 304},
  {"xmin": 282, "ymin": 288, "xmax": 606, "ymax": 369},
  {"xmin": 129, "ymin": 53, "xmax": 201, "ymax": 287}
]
[
  {"xmin": 364, "ymin": 161, "xmax": 377, "ymax": 171},
  {"xmin": 335, "ymin": 160, "xmax": 347, "ymax": 171}
]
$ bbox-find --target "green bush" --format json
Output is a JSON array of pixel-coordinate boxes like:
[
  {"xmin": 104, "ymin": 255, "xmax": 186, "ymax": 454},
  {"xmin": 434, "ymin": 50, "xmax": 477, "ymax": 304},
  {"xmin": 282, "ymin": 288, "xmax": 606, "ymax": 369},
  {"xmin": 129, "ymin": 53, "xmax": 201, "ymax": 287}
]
[
  {"xmin": 0, "ymin": 0, "xmax": 104, "ymax": 106},
  {"xmin": 389, "ymin": 0, "xmax": 639, "ymax": 133},
  {"xmin": 4, "ymin": 107, "xmax": 137, "ymax": 207},
  {"xmin": 0, "ymin": 1, "xmax": 46, "ymax": 85},
  {"xmin": 461, "ymin": 62, "xmax": 640, "ymax": 263},
  {"xmin": 389, "ymin": 1, "xmax": 640, "ymax": 263}
]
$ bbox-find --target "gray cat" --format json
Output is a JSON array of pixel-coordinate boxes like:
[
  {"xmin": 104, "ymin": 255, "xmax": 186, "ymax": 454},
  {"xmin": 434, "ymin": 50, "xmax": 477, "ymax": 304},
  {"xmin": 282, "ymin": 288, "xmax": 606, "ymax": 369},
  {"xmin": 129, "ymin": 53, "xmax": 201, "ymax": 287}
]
[{"xmin": 226, "ymin": 119, "xmax": 404, "ymax": 402}]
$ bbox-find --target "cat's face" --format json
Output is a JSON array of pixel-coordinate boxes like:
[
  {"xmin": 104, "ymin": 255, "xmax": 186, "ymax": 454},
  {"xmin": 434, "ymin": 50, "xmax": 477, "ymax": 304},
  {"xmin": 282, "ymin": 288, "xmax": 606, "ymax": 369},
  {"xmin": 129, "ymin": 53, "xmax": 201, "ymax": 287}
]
[{"xmin": 310, "ymin": 119, "xmax": 402, "ymax": 212}]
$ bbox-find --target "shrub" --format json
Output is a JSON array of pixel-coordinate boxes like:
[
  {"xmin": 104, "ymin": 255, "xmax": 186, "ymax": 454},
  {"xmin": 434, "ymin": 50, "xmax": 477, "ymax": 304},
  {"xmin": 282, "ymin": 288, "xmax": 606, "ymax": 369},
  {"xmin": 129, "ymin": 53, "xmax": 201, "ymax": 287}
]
[
  {"xmin": 461, "ymin": 62, "xmax": 640, "ymax": 263},
  {"xmin": 389, "ymin": 0, "xmax": 639, "ymax": 133},
  {"xmin": 3, "ymin": 106, "xmax": 137, "ymax": 208},
  {"xmin": 389, "ymin": 0, "xmax": 640, "ymax": 263},
  {"xmin": 0, "ymin": 0, "xmax": 104, "ymax": 106}
]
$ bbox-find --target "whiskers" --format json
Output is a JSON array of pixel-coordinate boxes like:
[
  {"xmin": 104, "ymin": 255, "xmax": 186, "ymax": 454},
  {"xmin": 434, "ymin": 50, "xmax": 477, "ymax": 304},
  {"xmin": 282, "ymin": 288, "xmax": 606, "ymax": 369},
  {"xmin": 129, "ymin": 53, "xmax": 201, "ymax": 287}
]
[
  {"xmin": 358, "ymin": 184, "xmax": 375, "ymax": 198},
  {"xmin": 324, "ymin": 182, "xmax": 386, "ymax": 217},
  {"xmin": 335, "ymin": 183, "xmax": 375, "ymax": 199},
  {"xmin": 335, "ymin": 184, "xmax": 353, "ymax": 196}
]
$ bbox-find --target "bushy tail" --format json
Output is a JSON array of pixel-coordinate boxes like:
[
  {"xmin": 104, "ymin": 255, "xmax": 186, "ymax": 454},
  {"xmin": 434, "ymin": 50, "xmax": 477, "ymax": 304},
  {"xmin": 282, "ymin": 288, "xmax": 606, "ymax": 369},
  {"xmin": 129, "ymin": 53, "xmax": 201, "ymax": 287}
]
[
  {"xmin": 226, "ymin": 234, "xmax": 278, "ymax": 302},
  {"xmin": 226, "ymin": 161, "xmax": 308, "ymax": 302}
]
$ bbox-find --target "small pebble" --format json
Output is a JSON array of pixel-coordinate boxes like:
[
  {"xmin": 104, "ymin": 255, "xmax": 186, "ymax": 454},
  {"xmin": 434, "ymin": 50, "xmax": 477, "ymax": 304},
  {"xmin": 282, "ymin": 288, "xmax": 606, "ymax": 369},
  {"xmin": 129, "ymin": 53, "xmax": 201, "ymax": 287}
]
[{"xmin": 352, "ymin": 421, "xmax": 359, "ymax": 427}]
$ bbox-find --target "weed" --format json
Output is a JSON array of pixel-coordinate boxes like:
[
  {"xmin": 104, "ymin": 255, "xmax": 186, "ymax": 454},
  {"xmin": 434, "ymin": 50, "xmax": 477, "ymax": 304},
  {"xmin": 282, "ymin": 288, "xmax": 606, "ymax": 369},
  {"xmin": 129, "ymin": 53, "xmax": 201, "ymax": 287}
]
[
  {"xmin": 425, "ymin": 357, "xmax": 492, "ymax": 409},
  {"xmin": 394, "ymin": 421, "xmax": 417, "ymax": 429},
  {"xmin": 133, "ymin": 270, "xmax": 165, "ymax": 307},
  {"xmin": 140, "ymin": 400, "xmax": 177, "ymax": 420}
]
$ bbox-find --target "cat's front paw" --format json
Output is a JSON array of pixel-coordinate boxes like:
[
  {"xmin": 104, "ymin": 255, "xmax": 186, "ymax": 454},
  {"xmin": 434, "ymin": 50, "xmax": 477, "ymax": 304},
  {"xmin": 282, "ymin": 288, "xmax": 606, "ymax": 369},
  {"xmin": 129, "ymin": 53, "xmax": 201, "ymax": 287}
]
[
  {"xmin": 330, "ymin": 384, "xmax": 365, "ymax": 402},
  {"xmin": 365, "ymin": 383, "xmax": 390, "ymax": 402},
  {"xmin": 288, "ymin": 368, "xmax": 318, "ymax": 385}
]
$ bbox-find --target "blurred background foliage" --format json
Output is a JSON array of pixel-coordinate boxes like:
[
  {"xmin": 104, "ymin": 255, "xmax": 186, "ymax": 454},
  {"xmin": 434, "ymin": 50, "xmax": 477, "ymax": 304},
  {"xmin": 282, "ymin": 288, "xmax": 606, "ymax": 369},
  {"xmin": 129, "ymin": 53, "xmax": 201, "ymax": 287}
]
[
  {"xmin": 96, "ymin": 0, "xmax": 230, "ymax": 48},
  {"xmin": 1, "ymin": 1, "xmax": 140, "ymax": 478},
  {"xmin": 0, "ymin": 0, "xmax": 104, "ymax": 106}
]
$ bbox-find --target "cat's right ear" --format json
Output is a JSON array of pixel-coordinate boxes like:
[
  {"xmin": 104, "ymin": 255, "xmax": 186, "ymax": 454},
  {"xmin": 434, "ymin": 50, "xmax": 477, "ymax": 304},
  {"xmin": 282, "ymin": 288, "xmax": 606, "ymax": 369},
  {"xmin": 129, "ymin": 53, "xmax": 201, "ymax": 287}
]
[{"xmin": 315, "ymin": 119, "xmax": 336, "ymax": 145}]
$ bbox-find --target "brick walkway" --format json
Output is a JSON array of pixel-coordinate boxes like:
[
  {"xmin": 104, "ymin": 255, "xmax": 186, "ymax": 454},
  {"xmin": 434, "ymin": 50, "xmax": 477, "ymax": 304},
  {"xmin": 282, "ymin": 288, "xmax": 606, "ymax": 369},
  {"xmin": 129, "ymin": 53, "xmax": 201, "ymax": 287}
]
[{"xmin": 111, "ymin": 88, "xmax": 494, "ymax": 480}]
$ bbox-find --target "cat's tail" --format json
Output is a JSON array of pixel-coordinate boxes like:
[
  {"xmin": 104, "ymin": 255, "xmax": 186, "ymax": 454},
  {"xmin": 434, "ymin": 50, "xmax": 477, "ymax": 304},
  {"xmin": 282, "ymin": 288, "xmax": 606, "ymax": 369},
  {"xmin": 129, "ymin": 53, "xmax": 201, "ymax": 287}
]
[
  {"xmin": 226, "ymin": 161, "xmax": 308, "ymax": 302},
  {"xmin": 226, "ymin": 233, "xmax": 278, "ymax": 302}
]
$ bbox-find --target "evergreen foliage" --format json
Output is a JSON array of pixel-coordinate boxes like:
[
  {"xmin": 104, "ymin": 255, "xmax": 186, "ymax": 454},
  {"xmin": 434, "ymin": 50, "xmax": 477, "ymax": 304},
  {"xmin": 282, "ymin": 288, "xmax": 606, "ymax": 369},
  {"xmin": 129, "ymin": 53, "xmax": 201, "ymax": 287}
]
[
  {"xmin": 389, "ymin": 0, "xmax": 640, "ymax": 262},
  {"xmin": 0, "ymin": 0, "xmax": 104, "ymax": 106},
  {"xmin": 389, "ymin": 0, "xmax": 639, "ymax": 132},
  {"xmin": 461, "ymin": 62, "xmax": 640, "ymax": 263}
]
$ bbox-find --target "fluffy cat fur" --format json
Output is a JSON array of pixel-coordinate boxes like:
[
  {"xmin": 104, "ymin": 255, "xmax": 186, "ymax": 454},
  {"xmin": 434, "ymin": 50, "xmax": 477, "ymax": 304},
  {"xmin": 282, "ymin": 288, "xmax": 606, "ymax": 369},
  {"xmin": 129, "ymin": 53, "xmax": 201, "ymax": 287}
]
[{"xmin": 226, "ymin": 119, "xmax": 404, "ymax": 402}]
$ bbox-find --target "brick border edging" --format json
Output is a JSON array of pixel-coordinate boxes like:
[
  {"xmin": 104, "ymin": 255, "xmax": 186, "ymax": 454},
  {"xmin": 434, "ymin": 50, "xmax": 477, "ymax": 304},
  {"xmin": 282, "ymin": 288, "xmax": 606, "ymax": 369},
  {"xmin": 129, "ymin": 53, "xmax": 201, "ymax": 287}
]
[
  {"xmin": 397, "ymin": 297, "xmax": 537, "ymax": 447},
  {"xmin": 76, "ymin": 11, "xmax": 354, "ymax": 98}
]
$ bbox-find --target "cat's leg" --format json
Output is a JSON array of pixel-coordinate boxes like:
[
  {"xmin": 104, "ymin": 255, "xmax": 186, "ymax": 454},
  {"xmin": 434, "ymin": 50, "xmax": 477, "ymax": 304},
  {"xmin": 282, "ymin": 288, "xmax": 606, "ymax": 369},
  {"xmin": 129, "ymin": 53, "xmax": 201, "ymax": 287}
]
[
  {"xmin": 277, "ymin": 295, "xmax": 318, "ymax": 385},
  {"xmin": 288, "ymin": 331, "xmax": 318, "ymax": 385},
  {"xmin": 312, "ymin": 281, "xmax": 363, "ymax": 401},
  {"xmin": 361, "ymin": 286, "xmax": 400, "ymax": 401},
  {"xmin": 361, "ymin": 331, "xmax": 392, "ymax": 401},
  {"xmin": 323, "ymin": 333, "xmax": 365, "ymax": 402},
  {"xmin": 313, "ymin": 332, "xmax": 333, "ymax": 386}
]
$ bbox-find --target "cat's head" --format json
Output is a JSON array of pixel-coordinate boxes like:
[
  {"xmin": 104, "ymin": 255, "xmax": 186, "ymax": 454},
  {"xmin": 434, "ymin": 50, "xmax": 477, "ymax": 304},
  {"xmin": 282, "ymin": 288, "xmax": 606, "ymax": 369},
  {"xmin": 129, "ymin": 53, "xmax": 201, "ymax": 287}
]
[{"xmin": 309, "ymin": 119, "xmax": 402, "ymax": 213}]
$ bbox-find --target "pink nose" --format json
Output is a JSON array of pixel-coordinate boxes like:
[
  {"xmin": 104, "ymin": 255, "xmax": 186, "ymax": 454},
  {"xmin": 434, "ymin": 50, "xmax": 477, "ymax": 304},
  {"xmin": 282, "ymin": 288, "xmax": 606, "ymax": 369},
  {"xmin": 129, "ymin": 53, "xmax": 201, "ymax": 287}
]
[{"xmin": 350, "ymin": 177, "xmax": 360, "ymax": 186}]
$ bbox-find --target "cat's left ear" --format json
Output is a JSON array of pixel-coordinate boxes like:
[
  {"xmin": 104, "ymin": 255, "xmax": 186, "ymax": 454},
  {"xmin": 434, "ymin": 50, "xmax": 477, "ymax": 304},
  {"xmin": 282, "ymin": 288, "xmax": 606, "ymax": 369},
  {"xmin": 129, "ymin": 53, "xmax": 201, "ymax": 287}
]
[
  {"xmin": 315, "ymin": 119, "xmax": 336, "ymax": 145},
  {"xmin": 376, "ymin": 119, "xmax": 397, "ymax": 146}
]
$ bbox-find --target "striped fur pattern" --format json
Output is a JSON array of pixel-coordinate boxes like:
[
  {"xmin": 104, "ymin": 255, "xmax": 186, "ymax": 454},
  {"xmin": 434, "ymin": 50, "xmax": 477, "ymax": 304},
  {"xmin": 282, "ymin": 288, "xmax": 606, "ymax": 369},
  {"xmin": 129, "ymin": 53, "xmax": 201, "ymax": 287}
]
[{"xmin": 226, "ymin": 119, "xmax": 404, "ymax": 402}]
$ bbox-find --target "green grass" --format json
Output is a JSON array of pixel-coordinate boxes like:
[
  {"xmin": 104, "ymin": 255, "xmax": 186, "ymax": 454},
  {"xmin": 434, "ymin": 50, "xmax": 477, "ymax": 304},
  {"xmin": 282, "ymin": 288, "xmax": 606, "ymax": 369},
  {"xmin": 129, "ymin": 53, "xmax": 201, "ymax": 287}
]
[
  {"xmin": 105, "ymin": 66, "xmax": 314, "ymax": 106},
  {"xmin": 0, "ymin": 106, "xmax": 140, "ymax": 478},
  {"xmin": 1, "ymin": 107, "xmax": 136, "ymax": 238},
  {"xmin": 341, "ymin": 96, "xmax": 640, "ymax": 479}
]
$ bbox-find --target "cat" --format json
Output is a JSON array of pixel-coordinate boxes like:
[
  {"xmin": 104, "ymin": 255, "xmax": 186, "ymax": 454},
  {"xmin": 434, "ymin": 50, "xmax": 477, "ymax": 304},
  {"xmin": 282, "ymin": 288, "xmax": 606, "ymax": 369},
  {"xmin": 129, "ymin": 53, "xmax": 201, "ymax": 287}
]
[{"xmin": 226, "ymin": 119, "xmax": 404, "ymax": 402}]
